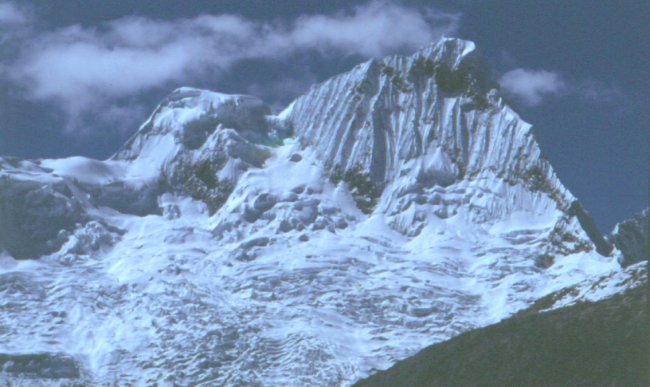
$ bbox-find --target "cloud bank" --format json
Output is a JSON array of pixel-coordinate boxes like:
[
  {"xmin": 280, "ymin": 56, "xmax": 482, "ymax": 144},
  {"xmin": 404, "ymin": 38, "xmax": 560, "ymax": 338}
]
[
  {"xmin": 499, "ymin": 67, "xmax": 622, "ymax": 107},
  {"xmin": 5, "ymin": 1, "xmax": 459, "ymax": 133},
  {"xmin": 499, "ymin": 68, "xmax": 566, "ymax": 106},
  {"xmin": 0, "ymin": 1, "xmax": 26, "ymax": 25}
]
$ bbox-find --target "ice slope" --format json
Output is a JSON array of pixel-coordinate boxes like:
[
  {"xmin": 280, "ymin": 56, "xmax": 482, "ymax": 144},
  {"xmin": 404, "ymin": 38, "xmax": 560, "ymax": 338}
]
[
  {"xmin": 286, "ymin": 38, "xmax": 610, "ymax": 254},
  {"xmin": 0, "ymin": 38, "xmax": 644, "ymax": 385}
]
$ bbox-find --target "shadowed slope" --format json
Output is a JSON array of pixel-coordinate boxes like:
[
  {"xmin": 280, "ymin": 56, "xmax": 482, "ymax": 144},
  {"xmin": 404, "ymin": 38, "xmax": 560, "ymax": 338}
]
[{"xmin": 356, "ymin": 285, "xmax": 649, "ymax": 387}]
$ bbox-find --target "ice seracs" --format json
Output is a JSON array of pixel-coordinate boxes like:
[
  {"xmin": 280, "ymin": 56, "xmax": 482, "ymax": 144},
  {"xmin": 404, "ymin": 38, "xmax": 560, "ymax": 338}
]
[{"xmin": 0, "ymin": 37, "xmax": 645, "ymax": 386}]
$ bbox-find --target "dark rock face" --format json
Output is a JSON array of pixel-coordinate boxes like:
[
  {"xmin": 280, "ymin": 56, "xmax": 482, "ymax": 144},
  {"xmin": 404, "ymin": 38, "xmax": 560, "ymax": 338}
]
[
  {"xmin": 568, "ymin": 201, "xmax": 613, "ymax": 256},
  {"xmin": 0, "ymin": 177, "xmax": 87, "ymax": 259},
  {"xmin": 176, "ymin": 158, "xmax": 234, "ymax": 215},
  {"xmin": 355, "ymin": 286, "xmax": 648, "ymax": 387},
  {"xmin": 84, "ymin": 181, "xmax": 162, "ymax": 216},
  {"xmin": 330, "ymin": 165, "xmax": 381, "ymax": 214},
  {"xmin": 0, "ymin": 353, "xmax": 81, "ymax": 380},
  {"xmin": 609, "ymin": 208, "xmax": 649, "ymax": 266}
]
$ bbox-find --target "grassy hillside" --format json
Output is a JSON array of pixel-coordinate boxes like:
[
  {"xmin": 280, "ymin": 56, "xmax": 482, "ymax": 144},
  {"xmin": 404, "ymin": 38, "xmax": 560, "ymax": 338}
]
[{"xmin": 356, "ymin": 285, "xmax": 648, "ymax": 387}]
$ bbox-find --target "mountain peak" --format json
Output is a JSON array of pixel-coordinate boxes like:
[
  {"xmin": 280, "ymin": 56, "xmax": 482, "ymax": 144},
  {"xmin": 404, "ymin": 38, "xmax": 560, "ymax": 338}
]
[
  {"xmin": 285, "ymin": 37, "xmax": 568, "ymax": 213},
  {"xmin": 417, "ymin": 36, "xmax": 477, "ymax": 69},
  {"xmin": 113, "ymin": 88, "xmax": 272, "ymax": 163},
  {"xmin": 287, "ymin": 36, "xmax": 504, "ymax": 178}
]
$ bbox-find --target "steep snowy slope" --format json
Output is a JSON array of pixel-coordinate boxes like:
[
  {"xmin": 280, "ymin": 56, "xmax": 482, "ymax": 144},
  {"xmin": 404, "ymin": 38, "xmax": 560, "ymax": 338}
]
[
  {"xmin": 287, "ymin": 38, "xmax": 611, "ymax": 254},
  {"xmin": 0, "ymin": 38, "xmax": 644, "ymax": 386}
]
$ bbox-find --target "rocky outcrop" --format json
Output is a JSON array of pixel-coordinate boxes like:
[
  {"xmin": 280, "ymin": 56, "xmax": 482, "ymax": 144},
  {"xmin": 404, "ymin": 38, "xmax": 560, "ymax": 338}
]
[
  {"xmin": 0, "ymin": 160, "xmax": 87, "ymax": 259},
  {"xmin": 609, "ymin": 208, "xmax": 649, "ymax": 266},
  {"xmin": 0, "ymin": 353, "xmax": 83, "ymax": 380},
  {"xmin": 568, "ymin": 201, "xmax": 613, "ymax": 256}
]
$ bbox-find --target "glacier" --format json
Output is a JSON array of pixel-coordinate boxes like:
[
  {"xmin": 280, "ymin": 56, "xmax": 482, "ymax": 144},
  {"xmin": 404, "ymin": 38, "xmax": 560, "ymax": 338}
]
[{"xmin": 0, "ymin": 37, "xmax": 645, "ymax": 386}]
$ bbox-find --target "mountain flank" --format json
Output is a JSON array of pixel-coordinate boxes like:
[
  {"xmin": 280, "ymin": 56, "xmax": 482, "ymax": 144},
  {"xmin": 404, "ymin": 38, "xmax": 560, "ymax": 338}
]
[{"xmin": 356, "ymin": 285, "xmax": 649, "ymax": 387}]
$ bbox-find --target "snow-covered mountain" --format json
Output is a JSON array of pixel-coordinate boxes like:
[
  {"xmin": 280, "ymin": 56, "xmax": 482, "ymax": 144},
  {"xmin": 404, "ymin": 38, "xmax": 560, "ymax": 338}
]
[{"xmin": 0, "ymin": 37, "xmax": 645, "ymax": 386}]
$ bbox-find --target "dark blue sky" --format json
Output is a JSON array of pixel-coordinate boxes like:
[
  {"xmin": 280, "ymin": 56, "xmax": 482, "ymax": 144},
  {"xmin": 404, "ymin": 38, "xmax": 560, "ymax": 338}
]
[{"xmin": 0, "ymin": 0, "xmax": 647, "ymax": 232}]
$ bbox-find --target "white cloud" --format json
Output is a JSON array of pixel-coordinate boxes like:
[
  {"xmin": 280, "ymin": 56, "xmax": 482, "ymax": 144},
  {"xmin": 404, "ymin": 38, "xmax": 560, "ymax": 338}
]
[
  {"xmin": 573, "ymin": 80, "xmax": 621, "ymax": 103},
  {"xmin": 290, "ymin": 1, "xmax": 458, "ymax": 57},
  {"xmin": 499, "ymin": 68, "xmax": 623, "ymax": 107},
  {"xmin": 0, "ymin": 1, "xmax": 27, "ymax": 25},
  {"xmin": 0, "ymin": 1, "xmax": 31, "ymax": 45},
  {"xmin": 6, "ymin": 1, "xmax": 459, "ymax": 133},
  {"xmin": 499, "ymin": 68, "xmax": 566, "ymax": 106},
  {"xmin": 245, "ymin": 73, "xmax": 320, "ymax": 113}
]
